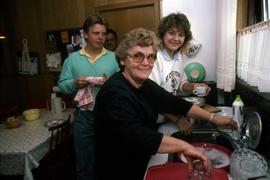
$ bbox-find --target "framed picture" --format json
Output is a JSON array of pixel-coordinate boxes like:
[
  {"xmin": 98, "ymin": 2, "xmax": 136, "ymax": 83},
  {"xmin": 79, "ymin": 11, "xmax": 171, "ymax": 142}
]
[{"xmin": 46, "ymin": 28, "xmax": 86, "ymax": 71}]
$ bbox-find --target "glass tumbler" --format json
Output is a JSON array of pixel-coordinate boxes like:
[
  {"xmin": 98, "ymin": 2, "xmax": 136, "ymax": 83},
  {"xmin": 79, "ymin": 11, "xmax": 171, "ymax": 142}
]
[{"xmin": 188, "ymin": 160, "xmax": 211, "ymax": 180}]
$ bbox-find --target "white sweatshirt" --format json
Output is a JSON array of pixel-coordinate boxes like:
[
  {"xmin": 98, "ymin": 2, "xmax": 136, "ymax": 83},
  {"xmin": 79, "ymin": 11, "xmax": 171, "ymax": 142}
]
[
  {"xmin": 149, "ymin": 49, "xmax": 188, "ymax": 123},
  {"xmin": 149, "ymin": 48, "xmax": 188, "ymax": 95}
]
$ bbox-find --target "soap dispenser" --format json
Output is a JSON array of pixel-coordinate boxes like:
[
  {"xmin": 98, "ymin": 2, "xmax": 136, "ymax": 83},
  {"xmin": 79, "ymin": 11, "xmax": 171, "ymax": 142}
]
[
  {"xmin": 232, "ymin": 95, "xmax": 244, "ymax": 139},
  {"xmin": 233, "ymin": 95, "xmax": 244, "ymax": 128}
]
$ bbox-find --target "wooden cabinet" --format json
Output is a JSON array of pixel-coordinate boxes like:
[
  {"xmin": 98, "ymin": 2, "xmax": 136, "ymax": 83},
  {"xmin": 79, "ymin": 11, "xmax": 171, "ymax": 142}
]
[
  {"xmin": 95, "ymin": 0, "xmax": 160, "ymax": 42},
  {"xmin": 0, "ymin": 74, "xmax": 54, "ymax": 112}
]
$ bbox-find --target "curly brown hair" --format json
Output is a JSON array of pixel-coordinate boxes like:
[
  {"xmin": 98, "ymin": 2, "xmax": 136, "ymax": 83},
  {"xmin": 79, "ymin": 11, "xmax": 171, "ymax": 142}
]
[
  {"xmin": 158, "ymin": 13, "xmax": 192, "ymax": 51},
  {"xmin": 115, "ymin": 28, "xmax": 160, "ymax": 70}
]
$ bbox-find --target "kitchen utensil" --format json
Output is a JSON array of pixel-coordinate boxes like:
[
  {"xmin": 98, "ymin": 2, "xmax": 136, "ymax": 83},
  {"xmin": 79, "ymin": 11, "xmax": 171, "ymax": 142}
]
[{"xmin": 184, "ymin": 62, "xmax": 206, "ymax": 83}]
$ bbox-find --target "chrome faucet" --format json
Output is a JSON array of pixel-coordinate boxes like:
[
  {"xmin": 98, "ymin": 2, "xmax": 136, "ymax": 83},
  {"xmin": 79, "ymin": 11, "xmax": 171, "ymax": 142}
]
[
  {"xmin": 216, "ymin": 128, "xmax": 249, "ymax": 150},
  {"xmin": 238, "ymin": 134, "xmax": 249, "ymax": 148},
  {"xmin": 237, "ymin": 111, "xmax": 250, "ymax": 148}
]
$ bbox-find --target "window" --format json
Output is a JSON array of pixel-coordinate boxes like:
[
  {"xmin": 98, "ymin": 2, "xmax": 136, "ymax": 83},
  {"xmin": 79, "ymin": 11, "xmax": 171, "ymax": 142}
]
[
  {"xmin": 263, "ymin": 0, "xmax": 270, "ymax": 20},
  {"xmin": 237, "ymin": 0, "xmax": 270, "ymax": 93},
  {"xmin": 237, "ymin": 21, "xmax": 270, "ymax": 92}
]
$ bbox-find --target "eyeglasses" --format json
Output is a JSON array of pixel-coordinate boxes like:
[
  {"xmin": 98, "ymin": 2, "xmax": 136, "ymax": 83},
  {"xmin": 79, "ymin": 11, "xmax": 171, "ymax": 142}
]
[{"xmin": 127, "ymin": 52, "xmax": 156, "ymax": 64}]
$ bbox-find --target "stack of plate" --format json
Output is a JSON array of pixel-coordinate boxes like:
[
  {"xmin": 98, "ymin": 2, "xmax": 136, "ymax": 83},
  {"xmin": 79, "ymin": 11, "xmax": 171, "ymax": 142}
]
[{"xmin": 6, "ymin": 116, "xmax": 23, "ymax": 128}]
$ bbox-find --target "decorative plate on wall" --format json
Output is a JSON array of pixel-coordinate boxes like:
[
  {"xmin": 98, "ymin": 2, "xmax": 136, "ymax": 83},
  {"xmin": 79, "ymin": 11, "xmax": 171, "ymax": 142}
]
[
  {"xmin": 184, "ymin": 62, "xmax": 206, "ymax": 83},
  {"xmin": 185, "ymin": 39, "xmax": 202, "ymax": 57}
]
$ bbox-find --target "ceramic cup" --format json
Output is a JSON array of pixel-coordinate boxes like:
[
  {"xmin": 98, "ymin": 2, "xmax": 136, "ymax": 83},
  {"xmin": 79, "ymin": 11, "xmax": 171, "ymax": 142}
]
[{"xmin": 193, "ymin": 86, "xmax": 207, "ymax": 97}]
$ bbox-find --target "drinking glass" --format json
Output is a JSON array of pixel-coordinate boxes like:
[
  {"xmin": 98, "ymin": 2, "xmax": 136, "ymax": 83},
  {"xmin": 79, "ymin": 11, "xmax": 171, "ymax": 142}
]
[{"xmin": 188, "ymin": 160, "xmax": 211, "ymax": 180}]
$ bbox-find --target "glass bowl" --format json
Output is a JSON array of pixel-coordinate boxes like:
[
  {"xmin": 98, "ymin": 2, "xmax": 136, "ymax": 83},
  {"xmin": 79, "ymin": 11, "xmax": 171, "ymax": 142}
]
[{"xmin": 230, "ymin": 149, "xmax": 268, "ymax": 179}]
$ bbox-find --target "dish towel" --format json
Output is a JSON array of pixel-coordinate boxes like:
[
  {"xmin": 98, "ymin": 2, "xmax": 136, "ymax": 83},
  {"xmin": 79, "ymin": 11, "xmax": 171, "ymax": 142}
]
[{"xmin": 74, "ymin": 76, "xmax": 105, "ymax": 110}]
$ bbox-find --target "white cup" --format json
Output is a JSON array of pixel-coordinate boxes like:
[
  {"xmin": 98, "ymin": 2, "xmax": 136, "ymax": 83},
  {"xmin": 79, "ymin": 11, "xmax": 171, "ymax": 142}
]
[{"xmin": 193, "ymin": 86, "xmax": 207, "ymax": 97}]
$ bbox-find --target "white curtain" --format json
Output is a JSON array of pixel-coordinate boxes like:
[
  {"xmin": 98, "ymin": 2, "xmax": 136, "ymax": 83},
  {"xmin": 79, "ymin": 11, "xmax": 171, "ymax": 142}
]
[
  {"xmin": 237, "ymin": 22, "xmax": 270, "ymax": 92},
  {"xmin": 216, "ymin": 0, "xmax": 237, "ymax": 92}
]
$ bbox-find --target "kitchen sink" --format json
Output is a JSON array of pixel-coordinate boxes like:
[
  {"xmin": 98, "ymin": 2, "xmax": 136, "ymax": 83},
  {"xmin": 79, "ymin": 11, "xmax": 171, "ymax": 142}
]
[{"xmin": 168, "ymin": 130, "xmax": 236, "ymax": 163}]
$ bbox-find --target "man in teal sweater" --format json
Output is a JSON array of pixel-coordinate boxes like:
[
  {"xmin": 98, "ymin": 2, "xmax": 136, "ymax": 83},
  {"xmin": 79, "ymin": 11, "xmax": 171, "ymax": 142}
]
[{"xmin": 58, "ymin": 15, "xmax": 119, "ymax": 180}]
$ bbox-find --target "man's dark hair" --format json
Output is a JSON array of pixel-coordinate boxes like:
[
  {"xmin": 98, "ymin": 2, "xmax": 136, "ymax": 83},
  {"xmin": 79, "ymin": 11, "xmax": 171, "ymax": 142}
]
[
  {"xmin": 107, "ymin": 28, "xmax": 117, "ymax": 40},
  {"xmin": 83, "ymin": 15, "xmax": 108, "ymax": 33}
]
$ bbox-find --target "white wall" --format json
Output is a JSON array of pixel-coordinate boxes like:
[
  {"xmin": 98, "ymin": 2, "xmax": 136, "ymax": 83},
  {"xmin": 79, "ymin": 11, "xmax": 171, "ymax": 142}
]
[{"xmin": 162, "ymin": 0, "xmax": 217, "ymax": 81}]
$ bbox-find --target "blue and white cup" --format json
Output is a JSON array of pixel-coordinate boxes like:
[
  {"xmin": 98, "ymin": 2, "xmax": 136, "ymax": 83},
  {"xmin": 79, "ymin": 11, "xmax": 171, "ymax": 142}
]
[{"xmin": 193, "ymin": 86, "xmax": 207, "ymax": 97}]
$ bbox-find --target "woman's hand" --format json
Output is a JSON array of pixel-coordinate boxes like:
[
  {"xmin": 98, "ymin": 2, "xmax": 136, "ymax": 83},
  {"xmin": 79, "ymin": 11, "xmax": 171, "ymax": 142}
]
[
  {"xmin": 176, "ymin": 117, "xmax": 192, "ymax": 135},
  {"xmin": 158, "ymin": 136, "xmax": 211, "ymax": 174},
  {"xmin": 181, "ymin": 143, "xmax": 211, "ymax": 175},
  {"xmin": 162, "ymin": 113, "xmax": 192, "ymax": 135},
  {"xmin": 212, "ymin": 115, "xmax": 238, "ymax": 130},
  {"xmin": 187, "ymin": 105, "xmax": 237, "ymax": 130}
]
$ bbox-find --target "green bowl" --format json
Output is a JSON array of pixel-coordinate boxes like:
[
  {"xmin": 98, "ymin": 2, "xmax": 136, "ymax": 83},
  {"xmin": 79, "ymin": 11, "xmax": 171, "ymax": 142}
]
[{"xmin": 184, "ymin": 62, "xmax": 206, "ymax": 83}]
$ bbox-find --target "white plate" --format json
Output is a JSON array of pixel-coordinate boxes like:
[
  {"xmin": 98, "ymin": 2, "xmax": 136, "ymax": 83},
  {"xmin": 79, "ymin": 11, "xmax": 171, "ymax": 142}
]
[
  {"xmin": 182, "ymin": 97, "xmax": 205, "ymax": 107},
  {"xmin": 180, "ymin": 146, "xmax": 230, "ymax": 168},
  {"xmin": 215, "ymin": 106, "xmax": 233, "ymax": 117},
  {"xmin": 44, "ymin": 118, "xmax": 65, "ymax": 128}
]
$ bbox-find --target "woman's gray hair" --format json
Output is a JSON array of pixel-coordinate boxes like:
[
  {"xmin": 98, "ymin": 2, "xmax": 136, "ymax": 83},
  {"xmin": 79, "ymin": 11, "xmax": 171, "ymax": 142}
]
[{"xmin": 115, "ymin": 28, "xmax": 160, "ymax": 70}]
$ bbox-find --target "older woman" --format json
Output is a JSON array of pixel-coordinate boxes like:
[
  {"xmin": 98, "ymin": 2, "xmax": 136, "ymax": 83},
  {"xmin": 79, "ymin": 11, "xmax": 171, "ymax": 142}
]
[{"xmin": 94, "ymin": 28, "xmax": 236, "ymax": 180}]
